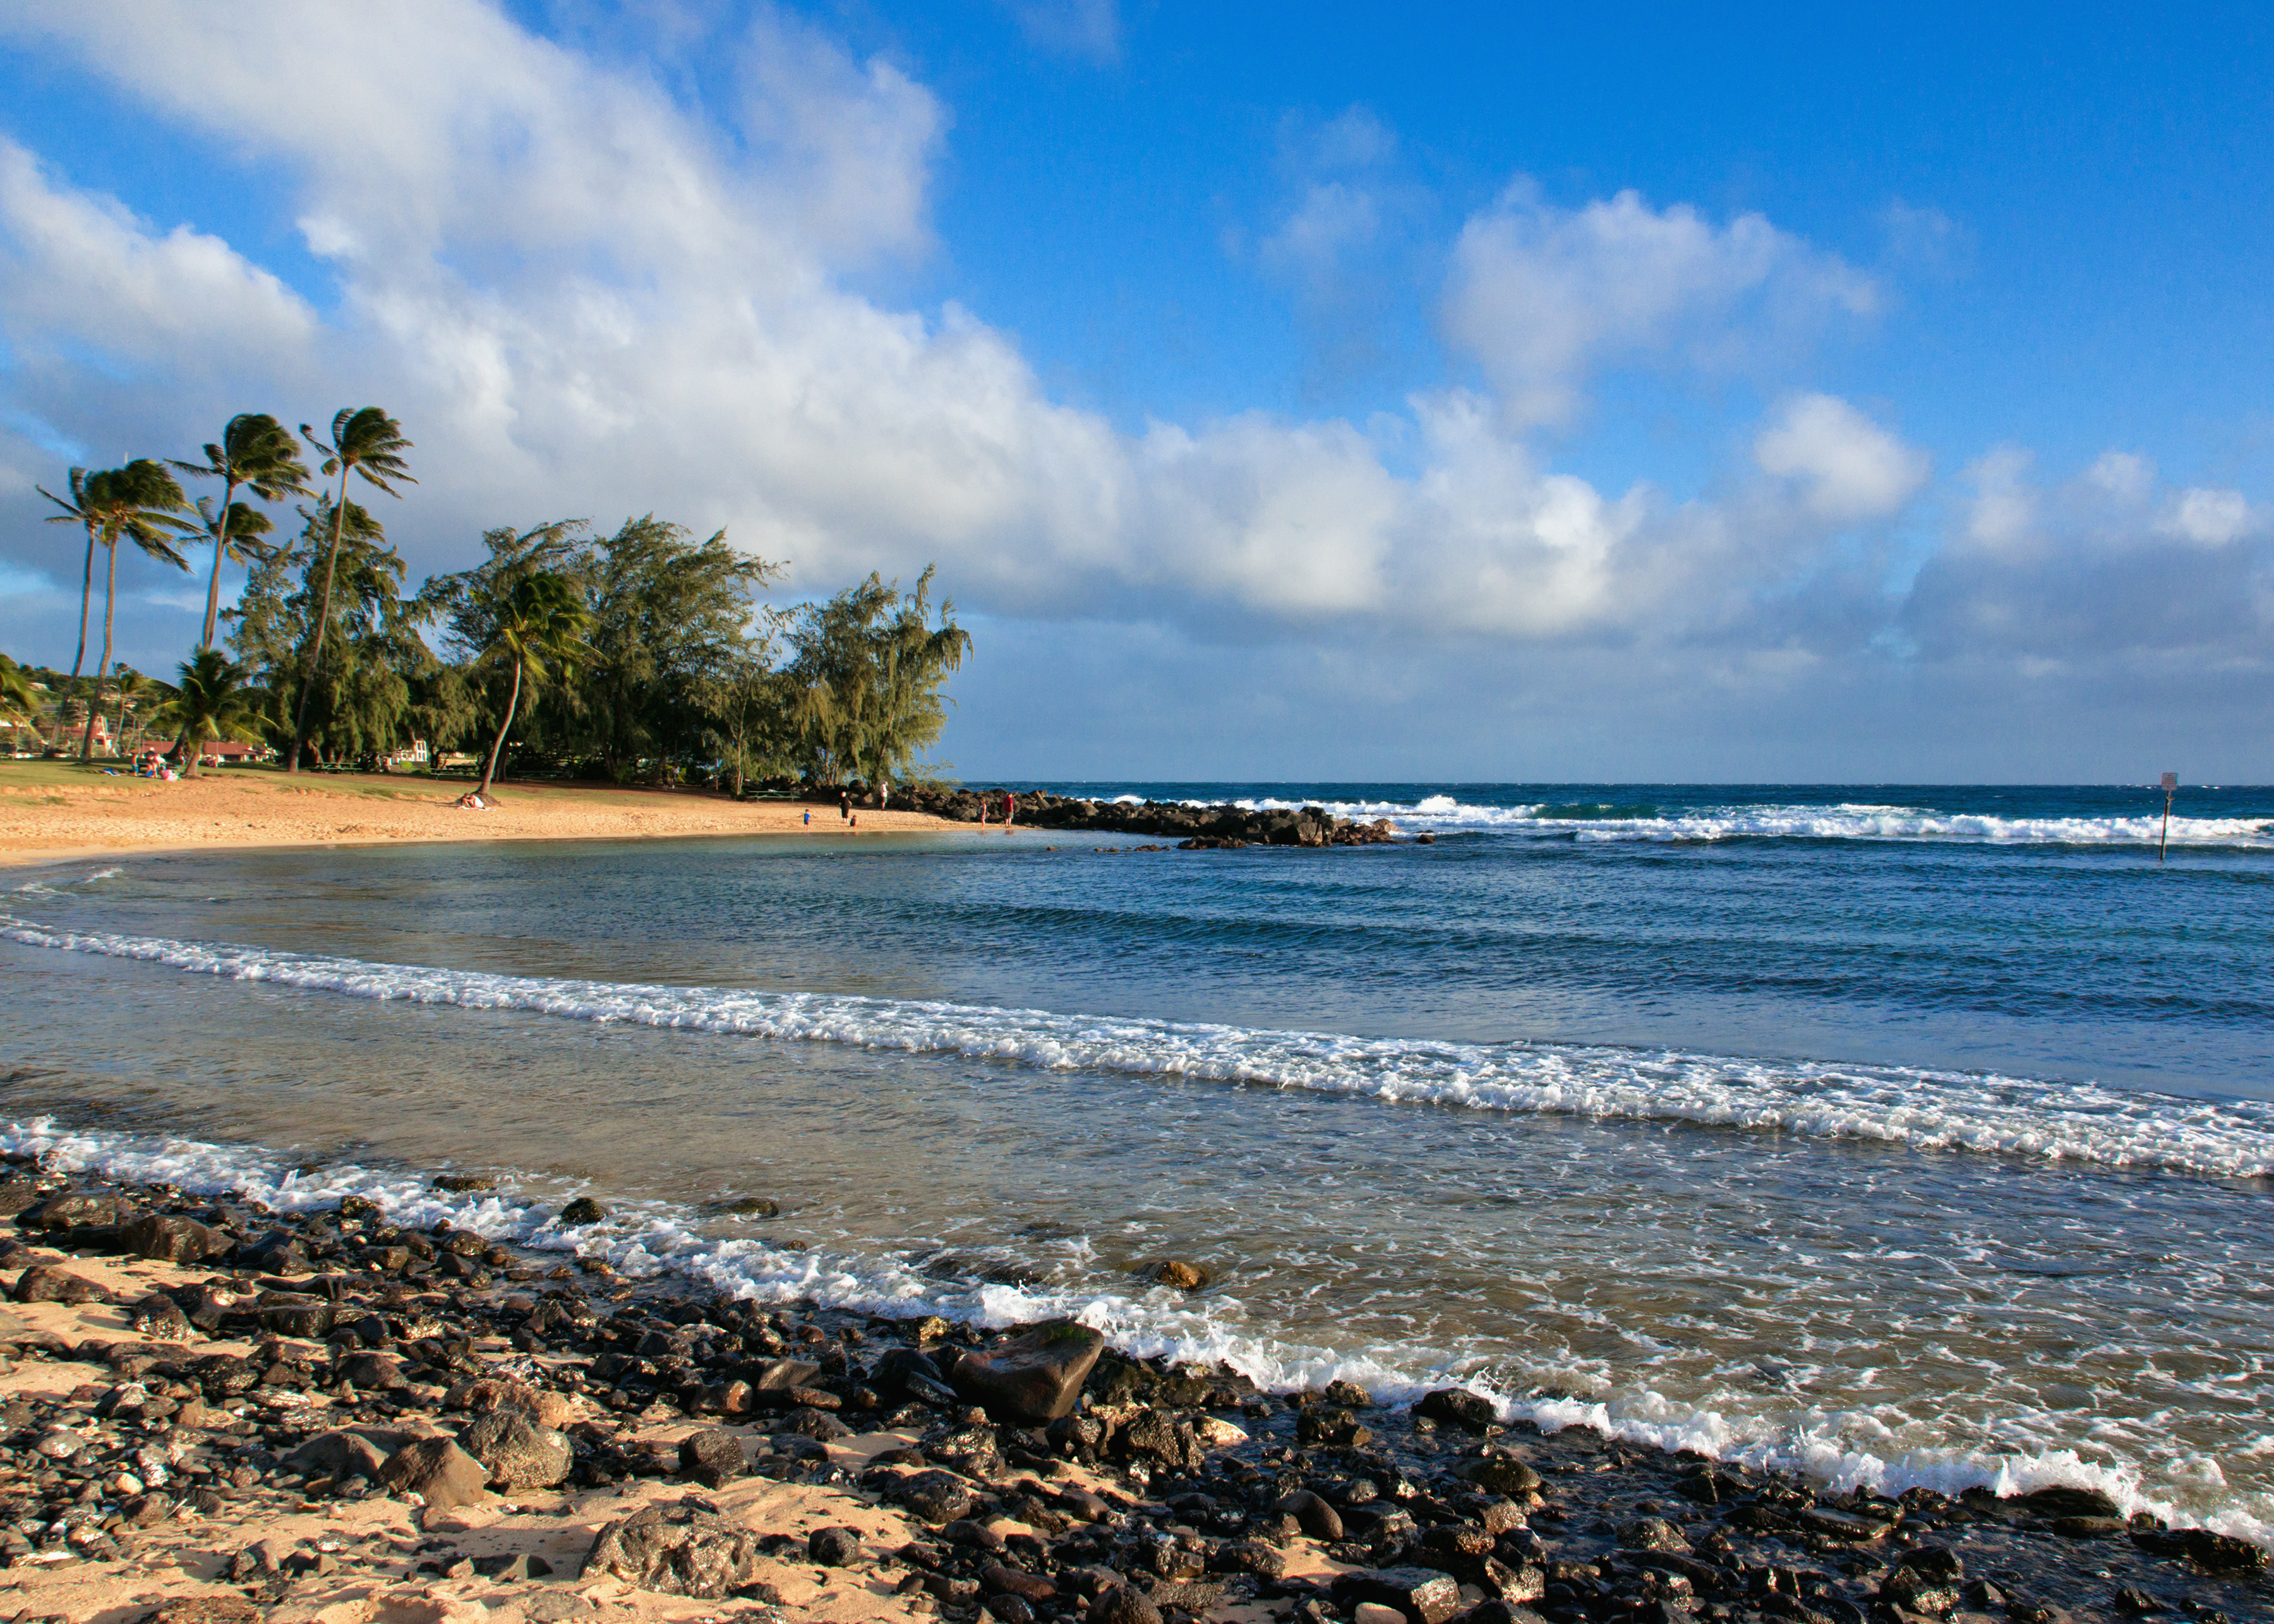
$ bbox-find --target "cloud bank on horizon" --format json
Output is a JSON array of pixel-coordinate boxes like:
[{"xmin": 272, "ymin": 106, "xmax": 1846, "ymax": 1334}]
[{"xmin": 0, "ymin": 1, "xmax": 2266, "ymax": 779}]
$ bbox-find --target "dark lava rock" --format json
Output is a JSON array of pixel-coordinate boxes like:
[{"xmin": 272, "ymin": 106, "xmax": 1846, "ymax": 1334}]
[
  {"xmin": 1297, "ymin": 1407, "xmax": 1370, "ymax": 1448},
  {"xmin": 941, "ymin": 1518, "xmax": 1005, "ymax": 1551},
  {"xmin": 1086, "ymin": 1587, "xmax": 1162, "ymax": 1624},
  {"xmin": 255, "ymin": 1291, "xmax": 334, "ymax": 1338},
  {"xmin": 678, "ymin": 1428, "xmax": 747, "ymax": 1487},
  {"xmin": 459, "ymin": 1408, "xmax": 572, "ymax": 1489},
  {"xmin": 776, "ymin": 1407, "xmax": 852, "ymax": 1443},
  {"xmin": 14, "ymin": 1263, "xmax": 109, "ymax": 1304},
  {"xmin": 1617, "ymin": 1516, "xmax": 1689, "ymax": 1552},
  {"xmin": 120, "ymin": 1212, "xmax": 222, "ymax": 1263},
  {"xmin": 870, "ymin": 1345, "xmax": 953, "ymax": 1402},
  {"xmin": 1333, "ymin": 1565, "xmax": 1465, "ymax": 1624},
  {"xmin": 558, "ymin": 1196, "xmax": 607, "ymax": 1224},
  {"xmin": 808, "ymin": 1525, "xmax": 862, "ymax": 1567},
  {"xmin": 20, "ymin": 1192, "xmax": 126, "ymax": 1230},
  {"xmin": 1415, "ymin": 1387, "xmax": 1498, "ymax": 1431},
  {"xmin": 282, "ymin": 1428, "xmax": 396, "ymax": 1482},
  {"xmin": 1209, "ymin": 1537, "xmax": 1287, "ymax": 1580},
  {"xmin": 582, "ymin": 1503, "xmax": 769, "ymax": 1599},
  {"xmin": 2141, "ymin": 1527, "xmax": 2270, "ymax": 1573},
  {"xmin": 432, "ymin": 1174, "xmax": 495, "ymax": 1193},
  {"xmin": 1464, "ymin": 1454, "xmax": 1543, "ymax": 1495},
  {"xmin": 238, "ymin": 1234, "xmax": 310, "ymax": 1278},
  {"xmin": 891, "ymin": 1469, "xmax": 978, "ymax": 1524},
  {"xmin": 979, "ymin": 1560, "xmax": 1055, "ymax": 1601},
  {"xmin": 716, "ymin": 1196, "xmax": 780, "ymax": 1217},
  {"xmin": 2012, "ymin": 1484, "xmax": 2122, "ymax": 1519},
  {"xmin": 1277, "ymin": 1488, "xmax": 1344, "ymax": 1541},
  {"xmin": 946, "ymin": 1318, "xmax": 1105, "ymax": 1423},
  {"xmin": 1114, "ymin": 1407, "xmax": 1201, "ymax": 1471},
  {"xmin": 334, "ymin": 1350, "xmax": 409, "ymax": 1391},
  {"xmin": 1880, "ymin": 1547, "xmax": 1964, "ymax": 1616},
  {"xmin": 377, "ymin": 1436, "xmax": 491, "ymax": 1510},
  {"xmin": 734, "ymin": 1355, "xmax": 822, "ymax": 1393}
]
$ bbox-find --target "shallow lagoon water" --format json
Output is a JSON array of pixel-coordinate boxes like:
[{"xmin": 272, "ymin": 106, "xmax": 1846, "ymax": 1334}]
[{"xmin": 3, "ymin": 783, "xmax": 2271, "ymax": 1538}]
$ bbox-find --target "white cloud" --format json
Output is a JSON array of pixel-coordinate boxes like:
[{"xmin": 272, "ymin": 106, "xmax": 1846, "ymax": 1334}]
[
  {"xmin": 1753, "ymin": 394, "xmax": 1928, "ymax": 525},
  {"xmin": 0, "ymin": 0, "xmax": 2261, "ymax": 740},
  {"xmin": 2159, "ymin": 487, "xmax": 2253, "ymax": 547},
  {"xmin": 0, "ymin": 140, "xmax": 316, "ymax": 373},
  {"xmin": 1443, "ymin": 182, "xmax": 1879, "ymax": 427},
  {"xmin": 0, "ymin": 0, "xmax": 1891, "ymax": 661},
  {"xmin": 1963, "ymin": 444, "xmax": 2040, "ymax": 553},
  {"xmin": 1904, "ymin": 447, "xmax": 2273, "ymax": 661}
]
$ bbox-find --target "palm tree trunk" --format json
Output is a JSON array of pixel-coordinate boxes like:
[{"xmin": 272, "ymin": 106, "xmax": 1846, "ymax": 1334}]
[
  {"xmin": 54, "ymin": 523, "xmax": 95, "ymax": 753},
  {"xmin": 200, "ymin": 477, "xmax": 238, "ymax": 649},
  {"xmin": 287, "ymin": 479, "xmax": 350, "ymax": 773},
  {"xmin": 80, "ymin": 543, "xmax": 116, "ymax": 761},
  {"xmin": 477, "ymin": 659, "xmax": 523, "ymax": 800}
]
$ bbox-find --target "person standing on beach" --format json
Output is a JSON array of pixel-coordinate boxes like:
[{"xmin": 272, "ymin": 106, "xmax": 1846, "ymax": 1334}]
[
  {"xmin": 1006, "ymin": 789, "xmax": 1016, "ymax": 831},
  {"xmin": 839, "ymin": 789, "xmax": 850, "ymax": 821},
  {"xmin": 802, "ymin": 810, "xmax": 810, "ymax": 827}
]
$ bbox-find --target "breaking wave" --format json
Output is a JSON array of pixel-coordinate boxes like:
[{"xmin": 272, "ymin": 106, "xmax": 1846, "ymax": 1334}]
[{"xmin": 6, "ymin": 914, "xmax": 2271, "ymax": 1180}]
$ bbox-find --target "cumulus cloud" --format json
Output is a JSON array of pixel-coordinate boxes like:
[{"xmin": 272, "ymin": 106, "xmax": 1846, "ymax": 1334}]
[
  {"xmin": 0, "ymin": 140, "xmax": 316, "ymax": 373},
  {"xmin": 0, "ymin": 0, "xmax": 2261, "ymax": 766},
  {"xmin": 1443, "ymin": 182, "xmax": 1879, "ymax": 428},
  {"xmin": 1902, "ymin": 448, "xmax": 2271, "ymax": 662},
  {"xmin": 1753, "ymin": 394, "xmax": 1929, "ymax": 525},
  {"xmin": 0, "ymin": 0, "xmax": 1900, "ymax": 665}
]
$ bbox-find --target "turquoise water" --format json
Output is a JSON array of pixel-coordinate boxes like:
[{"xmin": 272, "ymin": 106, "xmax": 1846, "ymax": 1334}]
[{"xmin": 2, "ymin": 783, "xmax": 2271, "ymax": 1536}]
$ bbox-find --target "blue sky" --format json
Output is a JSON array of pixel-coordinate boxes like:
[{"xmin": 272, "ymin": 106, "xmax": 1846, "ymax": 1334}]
[{"xmin": 1, "ymin": 1, "xmax": 2270, "ymax": 780}]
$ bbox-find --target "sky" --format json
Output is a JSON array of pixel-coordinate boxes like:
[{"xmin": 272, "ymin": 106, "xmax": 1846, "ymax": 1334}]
[{"xmin": 0, "ymin": 1, "xmax": 2270, "ymax": 782}]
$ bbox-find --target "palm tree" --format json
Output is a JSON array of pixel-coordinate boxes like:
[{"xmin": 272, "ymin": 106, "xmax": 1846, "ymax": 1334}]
[
  {"xmin": 74, "ymin": 462, "xmax": 196, "ymax": 760},
  {"xmin": 110, "ymin": 664, "xmax": 148, "ymax": 756},
  {"xmin": 171, "ymin": 415, "xmax": 310, "ymax": 651},
  {"xmin": 291, "ymin": 408, "xmax": 414, "ymax": 772},
  {"xmin": 149, "ymin": 649, "xmax": 263, "ymax": 778},
  {"xmin": 0, "ymin": 654, "xmax": 40, "ymax": 751},
  {"xmin": 35, "ymin": 468, "xmax": 102, "ymax": 754},
  {"xmin": 473, "ymin": 570, "xmax": 591, "ymax": 800}
]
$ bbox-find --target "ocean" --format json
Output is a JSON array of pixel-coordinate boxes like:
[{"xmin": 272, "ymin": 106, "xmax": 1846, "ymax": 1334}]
[{"xmin": 4, "ymin": 783, "xmax": 2271, "ymax": 1542}]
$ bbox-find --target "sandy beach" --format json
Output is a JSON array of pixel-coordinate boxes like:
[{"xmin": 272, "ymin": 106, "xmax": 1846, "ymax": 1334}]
[{"xmin": 0, "ymin": 764, "xmax": 965, "ymax": 867}]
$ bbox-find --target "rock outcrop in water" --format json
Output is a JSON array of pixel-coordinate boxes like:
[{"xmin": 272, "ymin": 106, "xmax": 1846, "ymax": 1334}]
[
  {"xmin": 890, "ymin": 787, "xmax": 1402, "ymax": 848},
  {"xmin": 0, "ymin": 1150, "xmax": 2258, "ymax": 1624}
]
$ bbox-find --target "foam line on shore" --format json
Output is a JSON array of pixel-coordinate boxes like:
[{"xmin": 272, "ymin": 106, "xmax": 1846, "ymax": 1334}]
[
  {"xmin": 1, "ymin": 1110, "xmax": 2265, "ymax": 1548},
  {"xmin": 7, "ymin": 913, "xmax": 2273, "ymax": 1180},
  {"xmin": 1123, "ymin": 792, "xmax": 2274, "ymax": 846}
]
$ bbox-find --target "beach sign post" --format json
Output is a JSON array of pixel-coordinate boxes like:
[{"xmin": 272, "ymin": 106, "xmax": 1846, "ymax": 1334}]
[{"xmin": 2160, "ymin": 771, "xmax": 2177, "ymax": 862}]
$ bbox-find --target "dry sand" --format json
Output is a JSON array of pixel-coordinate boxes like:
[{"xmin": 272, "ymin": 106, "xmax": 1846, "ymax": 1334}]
[{"xmin": 0, "ymin": 767, "xmax": 983, "ymax": 868}]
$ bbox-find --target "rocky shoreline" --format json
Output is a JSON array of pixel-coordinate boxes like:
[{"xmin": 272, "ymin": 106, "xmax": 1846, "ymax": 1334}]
[
  {"xmin": 887, "ymin": 789, "xmax": 1407, "ymax": 849},
  {"xmin": 0, "ymin": 1156, "xmax": 2260, "ymax": 1624}
]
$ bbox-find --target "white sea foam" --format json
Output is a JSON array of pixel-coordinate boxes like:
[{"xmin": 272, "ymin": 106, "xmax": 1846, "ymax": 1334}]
[
  {"xmin": 6, "ymin": 914, "xmax": 2273, "ymax": 1179},
  {"xmin": 1136, "ymin": 791, "xmax": 2274, "ymax": 847},
  {"xmin": 3, "ymin": 1108, "xmax": 2266, "ymax": 1544}
]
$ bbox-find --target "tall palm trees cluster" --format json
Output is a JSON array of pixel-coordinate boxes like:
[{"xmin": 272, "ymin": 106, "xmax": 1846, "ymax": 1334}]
[
  {"xmin": 28, "ymin": 407, "xmax": 414, "ymax": 775},
  {"xmin": 13, "ymin": 406, "xmax": 971, "ymax": 793}
]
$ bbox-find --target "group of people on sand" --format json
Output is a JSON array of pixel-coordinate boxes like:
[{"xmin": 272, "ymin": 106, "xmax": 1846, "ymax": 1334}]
[{"xmin": 794, "ymin": 785, "xmax": 1020, "ymax": 832}]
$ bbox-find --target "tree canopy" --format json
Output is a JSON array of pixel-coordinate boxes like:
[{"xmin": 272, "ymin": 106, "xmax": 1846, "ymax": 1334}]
[{"xmin": 11, "ymin": 403, "xmax": 973, "ymax": 785}]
